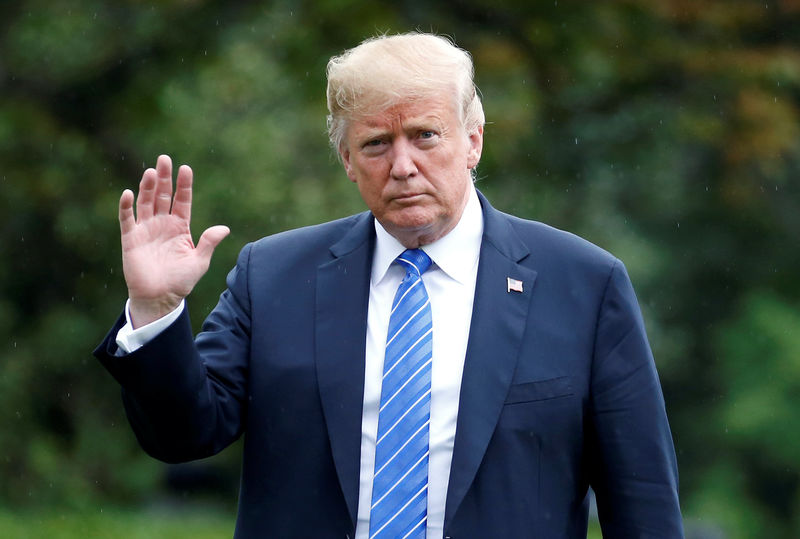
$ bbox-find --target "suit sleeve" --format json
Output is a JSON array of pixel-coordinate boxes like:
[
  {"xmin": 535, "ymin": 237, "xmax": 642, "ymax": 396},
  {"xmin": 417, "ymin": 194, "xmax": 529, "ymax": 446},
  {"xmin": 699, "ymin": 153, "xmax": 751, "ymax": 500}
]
[
  {"xmin": 94, "ymin": 243, "xmax": 254, "ymax": 463},
  {"xmin": 588, "ymin": 259, "xmax": 684, "ymax": 537}
]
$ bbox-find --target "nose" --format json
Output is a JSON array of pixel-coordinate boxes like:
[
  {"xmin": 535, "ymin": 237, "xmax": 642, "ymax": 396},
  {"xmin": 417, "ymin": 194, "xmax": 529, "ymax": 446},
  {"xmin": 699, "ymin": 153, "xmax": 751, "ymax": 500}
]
[{"xmin": 389, "ymin": 138, "xmax": 418, "ymax": 180}]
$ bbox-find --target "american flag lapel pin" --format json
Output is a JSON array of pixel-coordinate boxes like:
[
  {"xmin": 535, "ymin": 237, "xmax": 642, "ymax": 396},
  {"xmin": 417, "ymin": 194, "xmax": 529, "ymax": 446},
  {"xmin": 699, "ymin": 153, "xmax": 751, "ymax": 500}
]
[{"xmin": 507, "ymin": 277, "xmax": 524, "ymax": 293}]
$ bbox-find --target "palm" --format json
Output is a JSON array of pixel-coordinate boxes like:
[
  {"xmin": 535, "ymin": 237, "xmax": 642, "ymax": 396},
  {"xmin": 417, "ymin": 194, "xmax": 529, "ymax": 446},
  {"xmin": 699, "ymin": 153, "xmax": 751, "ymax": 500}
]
[
  {"xmin": 123, "ymin": 212, "xmax": 204, "ymax": 299},
  {"xmin": 119, "ymin": 155, "xmax": 229, "ymax": 327}
]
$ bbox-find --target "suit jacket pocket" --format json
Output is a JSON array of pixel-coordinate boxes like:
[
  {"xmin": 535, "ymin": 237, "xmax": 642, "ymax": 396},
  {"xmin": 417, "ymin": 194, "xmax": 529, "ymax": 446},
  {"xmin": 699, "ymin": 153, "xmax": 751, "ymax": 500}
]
[{"xmin": 505, "ymin": 376, "xmax": 573, "ymax": 405}]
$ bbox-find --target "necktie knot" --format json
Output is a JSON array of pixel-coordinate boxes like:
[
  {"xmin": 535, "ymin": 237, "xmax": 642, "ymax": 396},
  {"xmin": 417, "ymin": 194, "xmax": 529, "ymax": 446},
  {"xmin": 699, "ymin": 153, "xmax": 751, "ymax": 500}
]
[{"xmin": 397, "ymin": 249, "xmax": 432, "ymax": 277}]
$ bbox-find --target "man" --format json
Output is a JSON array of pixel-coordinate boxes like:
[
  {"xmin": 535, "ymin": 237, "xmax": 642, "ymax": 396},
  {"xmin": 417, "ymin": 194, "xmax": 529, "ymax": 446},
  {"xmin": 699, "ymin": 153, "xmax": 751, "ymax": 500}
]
[{"xmin": 96, "ymin": 33, "xmax": 683, "ymax": 537}]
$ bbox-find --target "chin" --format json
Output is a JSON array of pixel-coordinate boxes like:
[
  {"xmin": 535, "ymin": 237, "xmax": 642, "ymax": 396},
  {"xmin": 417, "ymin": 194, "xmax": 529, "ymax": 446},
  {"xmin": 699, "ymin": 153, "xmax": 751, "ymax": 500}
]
[
  {"xmin": 385, "ymin": 207, "xmax": 439, "ymax": 232},
  {"xmin": 384, "ymin": 213, "xmax": 452, "ymax": 247}
]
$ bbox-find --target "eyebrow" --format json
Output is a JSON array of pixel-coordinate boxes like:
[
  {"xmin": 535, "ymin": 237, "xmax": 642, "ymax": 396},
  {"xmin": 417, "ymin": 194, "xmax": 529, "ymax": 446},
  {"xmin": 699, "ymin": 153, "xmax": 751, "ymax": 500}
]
[
  {"xmin": 404, "ymin": 120, "xmax": 443, "ymax": 133},
  {"xmin": 359, "ymin": 115, "xmax": 445, "ymax": 137}
]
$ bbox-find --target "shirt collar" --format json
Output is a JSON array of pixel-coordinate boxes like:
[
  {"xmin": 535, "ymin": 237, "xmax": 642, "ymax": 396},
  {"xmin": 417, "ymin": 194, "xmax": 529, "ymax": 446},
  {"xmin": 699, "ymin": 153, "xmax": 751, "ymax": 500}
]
[{"xmin": 371, "ymin": 185, "xmax": 484, "ymax": 286}]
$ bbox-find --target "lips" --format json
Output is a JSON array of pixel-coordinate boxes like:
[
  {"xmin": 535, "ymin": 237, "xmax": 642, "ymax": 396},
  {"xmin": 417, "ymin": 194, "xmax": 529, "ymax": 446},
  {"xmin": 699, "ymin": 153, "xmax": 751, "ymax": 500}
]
[{"xmin": 392, "ymin": 192, "xmax": 426, "ymax": 202}]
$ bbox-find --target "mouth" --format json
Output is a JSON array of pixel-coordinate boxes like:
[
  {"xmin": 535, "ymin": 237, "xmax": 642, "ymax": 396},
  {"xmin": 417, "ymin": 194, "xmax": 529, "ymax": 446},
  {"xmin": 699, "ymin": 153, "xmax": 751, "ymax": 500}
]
[{"xmin": 392, "ymin": 192, "xmax": 426, "ymax": 203}]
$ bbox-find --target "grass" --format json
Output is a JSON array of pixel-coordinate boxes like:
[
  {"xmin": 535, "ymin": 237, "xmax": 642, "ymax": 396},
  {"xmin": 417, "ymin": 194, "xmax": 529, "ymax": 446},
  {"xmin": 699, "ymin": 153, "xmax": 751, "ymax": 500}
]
[
  {"xmin": 0, "ymin": 506, "xmax": 604, "ymax": 538},
  {"xmin": 0, "ymin": 506, "xmax": 235, "ymax": 539}
]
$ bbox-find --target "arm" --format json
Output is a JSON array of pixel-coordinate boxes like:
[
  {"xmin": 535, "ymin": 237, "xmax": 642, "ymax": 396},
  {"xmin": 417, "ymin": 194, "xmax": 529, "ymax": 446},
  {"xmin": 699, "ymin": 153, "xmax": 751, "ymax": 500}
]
[
  {"xmin": 95, "ymin": 154, "xmax": 242, "ymax": 462},
  {"xmin": 96, "ymin": 244, "xmax": 253, "ymax": 462},
  {"xmin": 588, "ymin": 260, "xmax": 684, "ymax": 537}
]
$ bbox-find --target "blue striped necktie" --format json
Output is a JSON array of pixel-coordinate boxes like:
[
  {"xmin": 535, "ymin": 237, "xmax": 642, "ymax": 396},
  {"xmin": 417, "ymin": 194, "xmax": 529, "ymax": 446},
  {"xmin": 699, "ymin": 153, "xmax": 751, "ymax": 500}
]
[{"xmin": 369, "ymin": 248, "xmax": 433, "ymax": 539}]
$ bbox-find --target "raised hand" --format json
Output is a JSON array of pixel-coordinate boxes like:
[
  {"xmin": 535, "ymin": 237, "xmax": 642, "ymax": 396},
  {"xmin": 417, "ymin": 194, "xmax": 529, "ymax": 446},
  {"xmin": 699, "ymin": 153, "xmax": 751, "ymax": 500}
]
[{"xmin": 119, "ymin": 155, "xmax": 230, "ymax": 328}]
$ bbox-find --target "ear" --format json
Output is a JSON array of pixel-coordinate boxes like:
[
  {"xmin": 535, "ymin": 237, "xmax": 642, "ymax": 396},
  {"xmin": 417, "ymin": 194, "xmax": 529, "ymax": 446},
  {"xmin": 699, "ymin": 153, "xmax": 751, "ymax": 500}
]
[
  {"xmin": 466, "ymin": 125, "xmax": 484, "ymax": 170},
  {"xmin": 340, "ymin": 147, "xmax": 358, "ymax": 183}
]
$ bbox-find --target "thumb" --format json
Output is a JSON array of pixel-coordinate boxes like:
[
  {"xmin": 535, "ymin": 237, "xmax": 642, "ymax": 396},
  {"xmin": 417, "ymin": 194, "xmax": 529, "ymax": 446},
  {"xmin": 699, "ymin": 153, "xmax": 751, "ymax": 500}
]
[{"xmin": 196, "ymin": 225, "xmax": 231, "ymax": 261}]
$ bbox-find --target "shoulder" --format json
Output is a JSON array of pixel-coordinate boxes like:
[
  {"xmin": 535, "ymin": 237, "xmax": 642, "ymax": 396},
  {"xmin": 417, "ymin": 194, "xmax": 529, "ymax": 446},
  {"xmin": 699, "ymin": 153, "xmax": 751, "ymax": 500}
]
[
  {"xmin": 481, "ymin": 196, "xmax": 619, "ymax": 279},
  {"xmin": 478, "ymin": 193, "xmax": 633, "ymax": 306},
  {"xmin": 252, "ymin": 211, "xmax": 370, "ymax": 249},
  {"xmin": 482, "ymin": 199, "xmax": 643, "ymax": 330},
  {"xmin": 509, "ymin": 212, "xmax": 615, "ymax": 266},
  {"xmin": 234, "ymin": 211, "xmax": 372, "ymax": 273}
]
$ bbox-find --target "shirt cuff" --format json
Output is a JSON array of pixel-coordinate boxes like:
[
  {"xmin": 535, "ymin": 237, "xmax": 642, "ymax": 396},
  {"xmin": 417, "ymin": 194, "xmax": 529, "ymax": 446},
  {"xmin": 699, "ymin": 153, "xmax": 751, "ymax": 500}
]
[{"xmin": 115, "ymin": 299, "xmax": 185, "ymax": 354}]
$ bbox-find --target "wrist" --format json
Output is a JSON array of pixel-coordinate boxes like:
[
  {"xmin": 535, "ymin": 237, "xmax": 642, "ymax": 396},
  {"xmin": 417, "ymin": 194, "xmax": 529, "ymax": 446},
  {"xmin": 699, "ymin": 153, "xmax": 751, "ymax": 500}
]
[{"xmin": 128, "ymin": 295, "xmax": 184, "ymax": 328}]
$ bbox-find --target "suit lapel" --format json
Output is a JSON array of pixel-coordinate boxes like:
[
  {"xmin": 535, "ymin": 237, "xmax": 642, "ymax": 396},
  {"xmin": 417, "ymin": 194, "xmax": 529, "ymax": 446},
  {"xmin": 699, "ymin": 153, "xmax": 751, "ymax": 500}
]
[
  {"xmin": 315, "ymin": 213, "xmax": 375, "ymax": 529},
  {"xmin": 444, "ymin": 193, "xmax": 538, "ymax": 527}
]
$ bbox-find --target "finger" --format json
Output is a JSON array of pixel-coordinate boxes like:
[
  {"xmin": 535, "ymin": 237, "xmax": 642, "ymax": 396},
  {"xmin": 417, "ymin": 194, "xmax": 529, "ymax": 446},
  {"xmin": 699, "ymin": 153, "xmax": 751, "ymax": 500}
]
[
  {"xmin": 196, "ymin": 225, "xmax": 231, "ymax": 262},
  {"xmin": 119, "ymin": 189, "xmax": 136, "ymax": 235},
  {"xmin": 136, "ymin": 168, "xmax": 157, "ymax": 221},
  {"xmin": 154, "ymin": 154, "xmax": 174, "ymax": 215},
  {"xmin": 172, "ymin": 164, "xmax": 193, "ymax": 222}
]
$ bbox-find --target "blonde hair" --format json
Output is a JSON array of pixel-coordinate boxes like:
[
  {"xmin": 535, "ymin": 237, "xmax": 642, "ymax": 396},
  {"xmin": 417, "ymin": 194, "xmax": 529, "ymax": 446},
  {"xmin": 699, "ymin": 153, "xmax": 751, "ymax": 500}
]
[{"xmin": 326, "ymin": 32, "xmax": 485, "ymax": 153}]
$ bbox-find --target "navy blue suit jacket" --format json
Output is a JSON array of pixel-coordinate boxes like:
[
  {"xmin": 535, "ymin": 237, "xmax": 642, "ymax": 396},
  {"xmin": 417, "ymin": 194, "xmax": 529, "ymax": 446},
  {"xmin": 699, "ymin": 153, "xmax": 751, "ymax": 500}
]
[{"xmin": 96, "ymin": 193, "xmax": 683, "ymax": 538}]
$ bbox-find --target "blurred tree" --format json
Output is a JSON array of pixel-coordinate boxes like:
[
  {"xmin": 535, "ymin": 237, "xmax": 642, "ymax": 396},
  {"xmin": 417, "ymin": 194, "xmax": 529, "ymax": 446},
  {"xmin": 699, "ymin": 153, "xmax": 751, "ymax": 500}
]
[{"xmin": 1, "ymin": 0, "xmax": 798, "ymax": 536}]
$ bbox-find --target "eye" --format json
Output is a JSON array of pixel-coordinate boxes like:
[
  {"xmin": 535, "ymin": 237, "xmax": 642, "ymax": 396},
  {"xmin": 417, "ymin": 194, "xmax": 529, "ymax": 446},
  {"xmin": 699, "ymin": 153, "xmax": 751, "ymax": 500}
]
[
  {"xmin": 362, "ymin": 138, "xmax": 386, "ymax": 151},
  {"xmin": 416, "ymin": 130, "xmax": 439, "ymax": 148}
]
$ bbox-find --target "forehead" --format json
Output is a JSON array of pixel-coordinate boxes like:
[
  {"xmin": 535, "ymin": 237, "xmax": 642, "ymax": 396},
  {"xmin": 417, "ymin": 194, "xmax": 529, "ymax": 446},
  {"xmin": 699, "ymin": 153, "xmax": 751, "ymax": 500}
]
[{"xmin": 351, "ymin": 96, "xmax": 460, "ymax": 131}]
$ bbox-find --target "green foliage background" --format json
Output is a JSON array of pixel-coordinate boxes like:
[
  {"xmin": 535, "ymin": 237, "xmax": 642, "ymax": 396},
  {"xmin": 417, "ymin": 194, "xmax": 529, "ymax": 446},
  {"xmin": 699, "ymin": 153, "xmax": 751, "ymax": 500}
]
[{"xmin": 1, "ymin": 0, "xmax": 799, "ymax": 536}]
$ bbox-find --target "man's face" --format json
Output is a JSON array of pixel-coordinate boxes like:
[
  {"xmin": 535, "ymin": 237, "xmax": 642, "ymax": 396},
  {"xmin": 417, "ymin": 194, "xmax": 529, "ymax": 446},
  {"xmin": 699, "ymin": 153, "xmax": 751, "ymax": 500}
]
[{"xmin": 340, "ymin": 96, "xmax": 483, "ymax": 248}]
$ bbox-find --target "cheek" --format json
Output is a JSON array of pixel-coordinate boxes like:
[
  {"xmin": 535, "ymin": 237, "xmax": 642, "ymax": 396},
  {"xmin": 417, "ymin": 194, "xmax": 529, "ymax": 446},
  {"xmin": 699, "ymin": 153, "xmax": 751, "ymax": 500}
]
[
  {"xmin": 357, "ymin": 161, "xmax": 390, "ymax": 188},
  {"xmin": 355, "ymin": 174, "xmax": 385, "ymax": 204}
]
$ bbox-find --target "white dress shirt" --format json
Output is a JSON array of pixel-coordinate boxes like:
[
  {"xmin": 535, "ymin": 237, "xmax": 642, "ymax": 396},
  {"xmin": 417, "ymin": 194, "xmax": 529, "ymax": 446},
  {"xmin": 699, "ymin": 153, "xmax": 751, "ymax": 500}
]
[
  {"xmin": 115, "ymin": 186, "xmax": 484, "ymax": 539},
  {"xmin": 356, "ymin": 186, "xmax": 483, "ymax": 538},
  {"xmin": 116, "ymin": 298, "xmax": 184, "ymax": 353}
]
